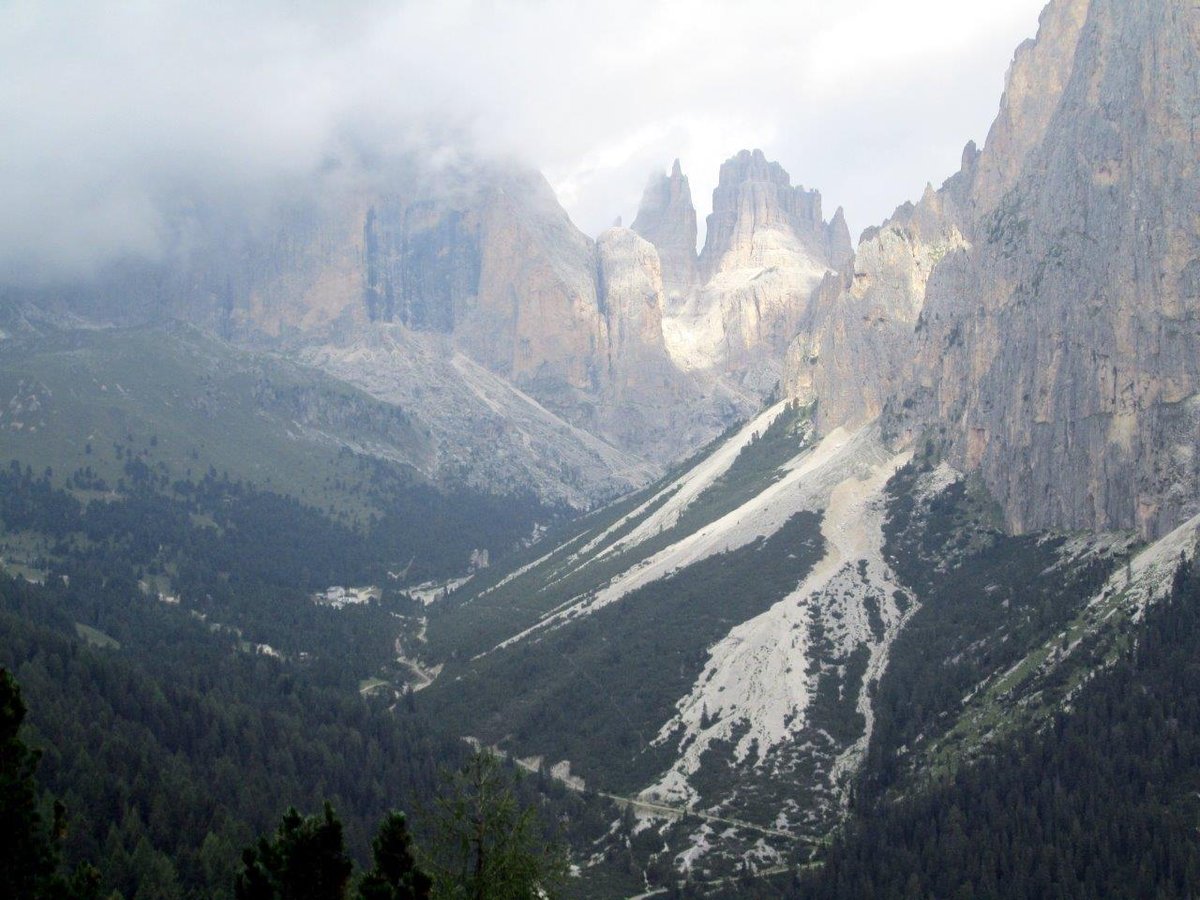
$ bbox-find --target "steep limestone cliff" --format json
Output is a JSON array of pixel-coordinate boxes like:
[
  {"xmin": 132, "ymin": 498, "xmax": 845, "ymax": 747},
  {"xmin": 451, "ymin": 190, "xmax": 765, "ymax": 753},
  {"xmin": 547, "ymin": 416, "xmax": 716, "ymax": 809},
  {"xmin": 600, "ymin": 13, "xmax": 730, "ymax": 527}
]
[
  {"xmin": 354, "ymin": 163, "xmax": 606, "ymax": 405},
  {"xmin": 594, "ymin": 227, "xmax": 743, "ymax": 461},
  {"xmin": 631, "ymin": 159, "xmax": 699, "ymax": 301},
  {"xmin": 924, "ymin": 0, "xmax": 1200, "ymax": 538},
  {"xmin": 968, "ymin": 0, "xmax": 1091, "ymax": 218},
  {"xmin": 785, "ymin": 170, "xmax": 972, "ymax": 431},
  {"xmin": 663, "ymin": 150, "xmax": 852, "ymax": 391},
  {"xmin": 787, "ymin": 0, "xmax": 1200, "ymax": 539},
  {"xmin": 281, "ymin": 161, "xmax": 752, "ymax": 468},
  {"xmin": 698, "ymin": 149, "xmax": 850, "ymax": 280}
]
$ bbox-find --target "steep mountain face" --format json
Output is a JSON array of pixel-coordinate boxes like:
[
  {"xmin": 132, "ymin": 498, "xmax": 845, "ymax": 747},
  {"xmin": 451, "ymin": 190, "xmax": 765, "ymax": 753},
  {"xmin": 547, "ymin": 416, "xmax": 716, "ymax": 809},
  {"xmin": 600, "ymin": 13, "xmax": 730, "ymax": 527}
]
[
  {"xmin": 784, "ymin": 172, "xmax": 972, "ymax": 431},
  {"xmin": 320, "ymin": 163, "xmax": 787, "ymax": 470},
  {"xmin": 698, "ymin": 149, "xmax": 852, "ymax": 282},
  {"xmin": 318, "ymin": 163, "xmax": 753, "ymax": 469},
  {"xmin": 7, "ymin": 157, "xmax": 757, "ymax": 494},
  {"xmin": 656, "ymin": 151, "xmax": 852, "ymax": 392},
  {"xmin": 10, "ymin": 146, "xmax": 859, "ymax": 498},
  {"xmin": 594, "ymin": 227, "xmax": 727, "ymax": 460},
  {"xmin": 631, "ymin": 159, "xmax": 699, "ymax": 301},
  {"xmin": 411, "ymin": 398, "xmax": 1139, "ymax": 885},
  {"xmin": 786, "ymin": 0, "xmax": 1200, "ymax": 539},
  {"xmin": 370, "ymin": 165, "xmax": 604, "ymax": 399},
  {"xmin": 920, "ymin": 0, "xmax": 1200, "ymax": 539}
]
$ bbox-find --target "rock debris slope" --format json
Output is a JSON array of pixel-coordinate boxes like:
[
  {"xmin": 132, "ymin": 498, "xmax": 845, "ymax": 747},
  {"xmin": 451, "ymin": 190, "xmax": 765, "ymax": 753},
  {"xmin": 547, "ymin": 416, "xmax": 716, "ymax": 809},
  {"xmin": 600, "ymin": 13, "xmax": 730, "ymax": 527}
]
[{"xmin": 644, "ymin": 427, "xmax": 912, "ymax": 811}]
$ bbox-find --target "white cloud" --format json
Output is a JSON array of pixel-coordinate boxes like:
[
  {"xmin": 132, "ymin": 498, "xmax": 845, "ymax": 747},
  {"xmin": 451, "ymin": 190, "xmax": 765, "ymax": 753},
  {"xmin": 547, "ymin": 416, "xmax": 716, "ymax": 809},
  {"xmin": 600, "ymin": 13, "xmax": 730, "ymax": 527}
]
[{"xmin": 0, "ymin": 0, "xmax": 1048, "ymax": 279}]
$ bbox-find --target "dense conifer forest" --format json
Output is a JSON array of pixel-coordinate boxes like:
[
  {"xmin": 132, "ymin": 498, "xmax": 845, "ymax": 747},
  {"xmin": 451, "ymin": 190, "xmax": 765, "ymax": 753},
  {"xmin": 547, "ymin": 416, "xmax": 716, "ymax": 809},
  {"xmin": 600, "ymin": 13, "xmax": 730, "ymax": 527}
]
[
  {"xmin": 5, "ymin": 448, "xmax": 1200, "ymax": 897},
  {"xmin": 789, "ymin": 556, "xmax": 1200, "ymax": 898},
  {"xmin": 0, "ymin": 462, "xmax": 607, "ymax": 897}
]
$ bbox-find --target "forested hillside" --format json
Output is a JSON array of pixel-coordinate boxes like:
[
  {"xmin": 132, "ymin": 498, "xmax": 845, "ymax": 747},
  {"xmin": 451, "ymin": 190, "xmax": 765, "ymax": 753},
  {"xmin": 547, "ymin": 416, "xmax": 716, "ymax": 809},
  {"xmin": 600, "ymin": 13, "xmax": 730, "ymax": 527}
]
[
  {"xmin": 793, "ymin": 555, "xmax": 1200, "ymax": 898},
  {"xmin": 0, "ymin": 462, "xmax": 620, "ymax": 897}
]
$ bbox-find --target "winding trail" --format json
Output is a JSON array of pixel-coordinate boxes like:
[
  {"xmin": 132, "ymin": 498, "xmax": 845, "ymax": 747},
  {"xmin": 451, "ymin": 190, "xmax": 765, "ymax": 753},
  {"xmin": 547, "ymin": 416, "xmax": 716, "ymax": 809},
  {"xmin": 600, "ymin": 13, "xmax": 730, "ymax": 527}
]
[{"xmin": 595, "ymin": 792, "xmax": 808, "ymax": 843}]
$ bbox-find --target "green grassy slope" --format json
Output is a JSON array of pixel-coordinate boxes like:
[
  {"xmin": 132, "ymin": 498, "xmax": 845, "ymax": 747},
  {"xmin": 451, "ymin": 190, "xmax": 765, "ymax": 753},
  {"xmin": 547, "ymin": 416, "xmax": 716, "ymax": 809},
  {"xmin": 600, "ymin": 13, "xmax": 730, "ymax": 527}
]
[{"xmin": 0, "ymin": 323, "xmax": 432, "ymax": 518}]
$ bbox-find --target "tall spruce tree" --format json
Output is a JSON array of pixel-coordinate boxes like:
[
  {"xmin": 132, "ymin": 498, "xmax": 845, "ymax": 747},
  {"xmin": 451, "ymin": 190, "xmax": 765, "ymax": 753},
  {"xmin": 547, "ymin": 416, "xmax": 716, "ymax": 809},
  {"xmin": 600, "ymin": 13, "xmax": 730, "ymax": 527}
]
[
  {"xmin": 357, "ymin": 811, "xmax": 431, "ymax": 900},
  {"xmin": 236, "ymin": 803, "xmax": 353, "ymax": 900},
  {"xmin": 425, "ymin": 750, "xmax": 566, "ymax": 900},
  {"xmin": 0, "ymin": 668, "xmax": 59, "ymax": 895},
  {"xmin": 0, "ymin": 669, "xmax": 105, "ymax": 899}
]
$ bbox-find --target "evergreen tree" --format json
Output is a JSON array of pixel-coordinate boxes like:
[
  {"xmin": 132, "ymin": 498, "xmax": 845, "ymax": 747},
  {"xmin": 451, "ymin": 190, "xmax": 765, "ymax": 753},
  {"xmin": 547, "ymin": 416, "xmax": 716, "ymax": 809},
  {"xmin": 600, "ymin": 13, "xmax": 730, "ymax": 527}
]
[
  {"xmin": 237, "ymin": 803, "xmax": 353, "ymax": 900},
  {"xmin": 0, "ymin": 668, "xmax": 59, "ymax": 895},
  {"xmin": 0, "ymin": 668, "xmax": 107, "ymax": 899},
  {"xmin": 426, "ymin": 751, "xmax": 566, "ymax": 900},
  {"xmin": 357, "ymin": 812, "xmax": 431, "ymax": 900}
]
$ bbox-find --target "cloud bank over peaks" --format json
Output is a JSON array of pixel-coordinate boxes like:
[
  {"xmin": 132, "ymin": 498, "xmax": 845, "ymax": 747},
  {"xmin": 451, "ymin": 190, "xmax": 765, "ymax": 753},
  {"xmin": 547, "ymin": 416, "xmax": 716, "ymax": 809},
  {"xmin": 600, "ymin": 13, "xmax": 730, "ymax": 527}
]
[{"xmin": 0, "ymin": 0, "xmax": 1046, "ymax": 282}]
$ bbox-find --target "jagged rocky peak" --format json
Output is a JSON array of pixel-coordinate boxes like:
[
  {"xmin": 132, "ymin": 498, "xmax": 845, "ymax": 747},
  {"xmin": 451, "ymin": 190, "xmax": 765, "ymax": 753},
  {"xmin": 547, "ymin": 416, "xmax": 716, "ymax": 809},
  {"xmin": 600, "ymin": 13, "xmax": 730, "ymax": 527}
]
[
  {"xmin": 827, "ymin": 205, "xmax": 853, "ymax": 266},
  {"xmin": 270, "ymin": 156, "xmax": 746, "ymax": 467},
  {"xmin": 698, "ymin": 149, "xmax": 852, "ymax": 280},
  {"xmin": 631, "ymin": 159, "xmax": 698, "ymax": 300},
  {"xmin": 658, "ymin": 150, "xmax": 852, "ymax": 388},
  {"xmin": 968, "ymin": 0, "xmax": 1091, "ymax": 217},
  {"xmin": 783, "ymin": 178, "xmax": 969, "ymax": 433}
]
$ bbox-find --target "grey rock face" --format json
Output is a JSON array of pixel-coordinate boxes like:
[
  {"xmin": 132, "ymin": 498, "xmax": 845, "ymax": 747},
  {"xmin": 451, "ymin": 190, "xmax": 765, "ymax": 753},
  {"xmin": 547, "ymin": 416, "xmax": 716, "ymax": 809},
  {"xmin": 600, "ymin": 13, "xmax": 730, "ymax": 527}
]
[
  {"xmin": 788, "ymin": 0, "xmax": 1200, "ymax": 539},
  {"xmin": 785, "ymin": 183, "xmax": 969, "ymax": 431},
  {"xmin": 361, "ymin": 200, "xmax": 479, "ymax": 333},
  {"xmin": 631, "ymin": 159, "xmax": 699, "ymax": 300},
  {"xmin": 361, "ymin": 167, "xmax": 748, "ymax": 466},
  {"xmin": 596, "ymin": 227, "xmax": 673, "ymax": 393},
  {"xmin": 594, "ymin": 226, "xmax": 752, "ymax": 462},
  {"xmin": 928, "ymin": 0, "xmax": 1200, "ymax": 538},
  {"xmin": 699, "ymin": 149, "xmax": 851, "ymax": 281},
  {"xmin": 661, "ymin": 150, "xmax": 852, "ymax": 388},
  {"xmin": 968, "ymin": 0, "xmax": 1091, "ymax": 218}
]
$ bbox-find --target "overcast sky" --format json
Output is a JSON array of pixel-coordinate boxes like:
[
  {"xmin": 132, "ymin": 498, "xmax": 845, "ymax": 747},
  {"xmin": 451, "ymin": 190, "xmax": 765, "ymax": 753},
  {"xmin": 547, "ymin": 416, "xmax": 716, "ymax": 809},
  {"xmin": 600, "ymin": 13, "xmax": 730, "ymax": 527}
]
[{"xmin": 0, "ymin": 0, "xmax": 1049, "ymax": 281}]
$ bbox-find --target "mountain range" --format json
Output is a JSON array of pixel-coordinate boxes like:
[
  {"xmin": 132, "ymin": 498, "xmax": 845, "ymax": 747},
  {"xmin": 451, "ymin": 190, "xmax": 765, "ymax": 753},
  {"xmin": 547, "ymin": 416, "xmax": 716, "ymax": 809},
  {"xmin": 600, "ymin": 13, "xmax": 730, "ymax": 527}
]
[{"xmin": 2, "ymin": 0, "xmax": 1199, "ymax": 894}]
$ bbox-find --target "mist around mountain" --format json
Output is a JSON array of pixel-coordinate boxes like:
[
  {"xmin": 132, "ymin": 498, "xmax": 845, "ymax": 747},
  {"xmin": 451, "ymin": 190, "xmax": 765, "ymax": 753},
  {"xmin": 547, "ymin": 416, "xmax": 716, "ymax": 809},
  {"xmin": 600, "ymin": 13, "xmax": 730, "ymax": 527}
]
[{"xmin": 2, "ymin": 0, "xmax": 1200, "ymax": 896}]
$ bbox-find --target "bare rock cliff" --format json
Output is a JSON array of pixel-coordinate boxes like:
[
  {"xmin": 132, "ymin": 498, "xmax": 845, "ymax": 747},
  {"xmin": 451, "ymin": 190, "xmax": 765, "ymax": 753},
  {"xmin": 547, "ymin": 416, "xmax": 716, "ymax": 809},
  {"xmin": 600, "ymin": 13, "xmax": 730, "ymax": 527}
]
[
  {"xmin": 784, "ymin": 178, "xmax": 970, "ymax": 430},
  {"xmin": 631, "ymin": 160, "xmax": 699, "ymax": 301},
  {"xmin": 698, "ymin": 148, "xmax": 851, "ymax": 280},
  {"xmin": 787, "ymin": 0, "xmax": 1200, "ymax": 539},
  {"xmin": 594, "ymin": 227, "xmax": 741, "ymax": 460},
  {"xmin": 924, "ymin": 0, "xmax": 1200, "ymax": 538},
  {"xmin": 662, "ymin": 150, "xmax": 852, "ymax": 391}
]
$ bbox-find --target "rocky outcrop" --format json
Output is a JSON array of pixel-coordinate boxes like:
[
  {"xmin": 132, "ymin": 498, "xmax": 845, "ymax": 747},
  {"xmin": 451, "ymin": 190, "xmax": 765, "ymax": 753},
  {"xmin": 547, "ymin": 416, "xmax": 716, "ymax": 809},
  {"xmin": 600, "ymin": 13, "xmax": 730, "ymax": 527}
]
[
  {"xmin": 355, "ymin": 164, "xmax": 605, "ymax": 407},
  {"xmin": 662, "ymin": 150, "xmax": 852, "ymax": 390},
  {"xmin": 305, "ymin": 163, "xmax": 752, "ymax": 467},
  {"xmin": 787, "ymin": 0, "xmax": 1200, "ymax": 539},
  {"xmin": 698, "ymin": 149, "xmax": 852, "ymax": 281},
  {"xmin": 595, "ymin": 226, "xmax": 752, "ymax": 462},
  {"xmin": 968, "ymin": 0, "xmax": 1091, "ymax": 217},
  {"xmin": 631, "ymin": 160, "xmax": 698, "ymax": 301},
  {"xmin": 596, "ymin": 228, "xmax": 672, "ymax": 394},
  {"xmin": 785, "ymin": 176, "xmax": 971, "ymax": 431}
]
